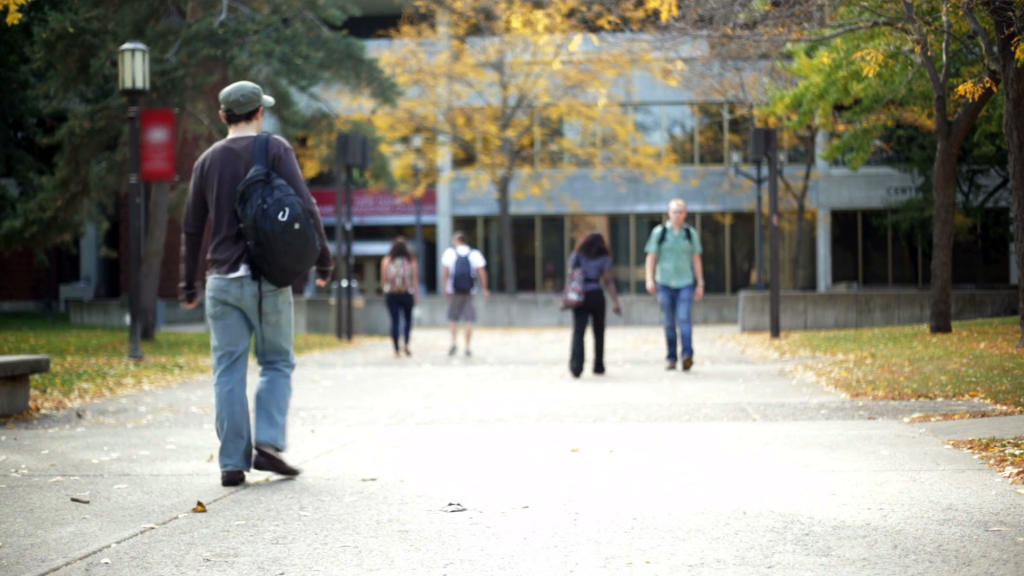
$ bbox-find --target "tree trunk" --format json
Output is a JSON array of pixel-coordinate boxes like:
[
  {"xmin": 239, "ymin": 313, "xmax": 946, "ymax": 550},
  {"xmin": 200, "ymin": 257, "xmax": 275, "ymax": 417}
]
[
  {"xmin": 930, "ymin": 141, "xmax": 959, "ymax": 333},
  {"xmin": 1008, "ymin": 69, "xmax": 1024, "ymax": 347},
  {"xmin": 140, "ymin": 182, "xmax": 171, "ymax": 340},
  {"xmin": 791, "ymin": 203, "xmax": 806, "ymax": 290},
  {"xmin": 985, "ymin": 2, "xmax": 1024, "ymax": 347},
  {"xmin": 497, "ymin": 175, "xmax": 516, "ymax": 293}
]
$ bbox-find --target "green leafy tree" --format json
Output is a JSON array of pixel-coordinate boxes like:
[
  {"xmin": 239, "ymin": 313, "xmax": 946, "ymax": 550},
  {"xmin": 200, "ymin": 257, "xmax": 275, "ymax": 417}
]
[{"xmin": 0, "ymin": 0, "xmax": 397, "ymax": 338}]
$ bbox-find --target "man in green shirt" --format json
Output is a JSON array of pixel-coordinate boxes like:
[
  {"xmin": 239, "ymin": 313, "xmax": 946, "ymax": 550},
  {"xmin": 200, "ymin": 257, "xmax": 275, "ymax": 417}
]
[{"xmin": 644, "ymin": 199, "xmax": 705, "ymax": 370}]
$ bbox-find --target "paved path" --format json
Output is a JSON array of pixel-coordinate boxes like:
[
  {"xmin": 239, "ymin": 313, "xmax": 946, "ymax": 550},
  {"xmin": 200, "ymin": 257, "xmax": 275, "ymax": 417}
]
[{"xmin": 2, "ymin": 326, "xmax": 1022, "ymax": 575}]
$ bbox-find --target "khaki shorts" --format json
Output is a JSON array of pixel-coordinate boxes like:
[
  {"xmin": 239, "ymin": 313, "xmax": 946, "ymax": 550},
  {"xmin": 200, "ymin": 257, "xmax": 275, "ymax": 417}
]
[{"xmin": 447, "ymin": 294, "xmax": 476, "ymax": 323}]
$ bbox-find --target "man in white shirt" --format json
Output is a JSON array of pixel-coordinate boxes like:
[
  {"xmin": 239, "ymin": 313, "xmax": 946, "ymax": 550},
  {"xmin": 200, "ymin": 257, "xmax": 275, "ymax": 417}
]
[{"xmin": 440, "ymin": 231, "xmax": 490, "ymax": 356}]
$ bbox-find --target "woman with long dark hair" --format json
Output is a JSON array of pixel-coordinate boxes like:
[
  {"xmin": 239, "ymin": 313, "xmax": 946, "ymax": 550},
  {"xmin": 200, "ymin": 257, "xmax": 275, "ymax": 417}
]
[
  {"xmin": 568, "ymin": 232, "xmax": 622, "ymax": 377},
  {"xmin": 380, "ymin": 237, "xmax": 419, "ymax": 357}
]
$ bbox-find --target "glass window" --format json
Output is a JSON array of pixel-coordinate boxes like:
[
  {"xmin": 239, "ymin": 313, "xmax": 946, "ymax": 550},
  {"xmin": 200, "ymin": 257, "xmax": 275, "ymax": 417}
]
[
  {"xmin": 608, "ymin": 216, "xmax": 631, "ymax": 294},
  {"xmin": 665, "ymin": 104, "xmax": 695, "ymax": 165},
  {"xmin": 540, "ymin": 217, "xmax": 566, "ymax": 292},
  {"xmin": 453, "ymin": 218, "xmax": 478, "ymax": 249},
  {"xmin": 980, "ymin": 207, "xmax": 1011, "ymax": 285},
  {"xmin": 634, "ymin": 105, "xmax": 665, "ymax": 148},
  {"xmin": 700, "ymin": 214, "xmax": 727, "ymax": 293},
  {"xmin": 513, "ymin": 217, "xmax": 537, "ymax": 292},
  {"xmin": 831, "ymin": 211, "xmax": 859, "ymax": 284},
  {"xmin": 563, "ymin": 119, "xmax": 592, "ymax": 167},
  {"xmin": 696, "ymin": 104, "xmax": 725, "ymax": 165},
  {"xmin": 863, "ymin": 211, "xmax": 888, "ymax": 286},
  {"xmin": 891, "ymin": 225, "xmax": 919, "ymax": 286},
  {"xmin": 635, "ymin": 214, "xmax": 664, "ymax": 293},
  {"xmin": 484, "ymin": 217, "xmax": 504, "ymax": 292},
  {"xmin": 730, "ymin": 213, "xmax": 756, "ymax": 292},
  {"xmin": 729, "ymin": 106, "xmax": 753, "ymax": 163}
]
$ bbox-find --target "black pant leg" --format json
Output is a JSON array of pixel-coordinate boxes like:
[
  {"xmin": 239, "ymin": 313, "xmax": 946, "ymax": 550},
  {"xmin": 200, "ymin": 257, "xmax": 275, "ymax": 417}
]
[
  {"xmin": 570, "ymin": 304, "xmax": 589, "ymax": 372},
  {"xmin": 589, "ymin": 291, "xmax": 607, "ymax": 369},
  {"xmin": 400, "ymin": 294, "xmax": 414, "ymax": 345},
  {"xmin": 385, "ymin": 294, "xmax": 401, "ymax": 351}
]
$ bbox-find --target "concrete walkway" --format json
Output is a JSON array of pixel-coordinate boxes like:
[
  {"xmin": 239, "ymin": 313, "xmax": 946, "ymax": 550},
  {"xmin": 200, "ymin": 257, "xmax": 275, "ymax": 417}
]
[{"xmin": 2, "ymin": 326, "xmax": 1022, "ymax": 576}]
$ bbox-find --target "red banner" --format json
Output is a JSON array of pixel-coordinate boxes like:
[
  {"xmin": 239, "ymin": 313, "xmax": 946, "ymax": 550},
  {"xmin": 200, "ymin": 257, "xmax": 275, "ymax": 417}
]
[
  {"xmin": 311, "ymin": 188, "xmax": 437, "ymax": 222},
  {"xmin": 140, "ymin": 108, "xmax": 177, "ymax": 182}
]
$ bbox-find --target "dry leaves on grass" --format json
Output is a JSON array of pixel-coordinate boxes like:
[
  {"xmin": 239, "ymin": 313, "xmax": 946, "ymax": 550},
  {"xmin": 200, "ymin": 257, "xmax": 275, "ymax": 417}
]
[
  {"xmin": 0, "ymin": 315, "xmax": 344, "ymax": 413},
  {"xmin": 723, "ymin": 318, "xmax": 1024, "ymax": 407},
  {"xmin": 904, "ymin": 407, "xmax": 1024, "ymax": 423},
  {"xmin": 948, "ymin": 437, "xmax": 1024, "ymax": 485}
]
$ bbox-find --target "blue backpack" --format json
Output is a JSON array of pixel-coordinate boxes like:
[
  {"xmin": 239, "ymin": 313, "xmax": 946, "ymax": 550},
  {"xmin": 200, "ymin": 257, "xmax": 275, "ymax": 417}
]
[{"xmin": 452, "ymin": 252, "xmax": 475, "ymax": 294}]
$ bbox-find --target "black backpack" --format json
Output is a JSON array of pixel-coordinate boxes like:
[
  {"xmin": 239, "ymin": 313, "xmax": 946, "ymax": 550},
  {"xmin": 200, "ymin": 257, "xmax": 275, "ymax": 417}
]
[
  {"xmin": 236, "ymin": 133, "xmax": 321, "ymax": 288},
  {"xmin": 452, "ymin": 252, "xmax": 475, "ymax": 294}
]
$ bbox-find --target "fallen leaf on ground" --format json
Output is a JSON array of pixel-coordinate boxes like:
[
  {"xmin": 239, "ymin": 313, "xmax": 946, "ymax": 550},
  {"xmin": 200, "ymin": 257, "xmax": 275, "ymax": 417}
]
[
  {"xmin": 192, "ymin": 501, "xmax": 207, "ymax": 513},
  {"xmin": 206, "ymin": 454, "xmax": 213, "ymax": 462},
  {"xmin": 948, "ymin": 437, "xmax": 1024, "ymax": 485},
  {"xmin": 360, "ymin": 478, "xmax": 377, "ymax": 482},
  {"xmin": 442, "ymin": 503, "xmax": 466, "ymax": 513},
  {"xmin": 570, "ymin": 448, "xmax": 580, "ymax": 453},
  {"xmin": 71, "ymin": 497, "xmax": 90, "ymax": 504}
]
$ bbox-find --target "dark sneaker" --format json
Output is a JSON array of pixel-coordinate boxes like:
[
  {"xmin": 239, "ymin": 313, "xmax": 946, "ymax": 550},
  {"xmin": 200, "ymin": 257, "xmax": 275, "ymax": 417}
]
[
  {"xmin": 404, "ymin": 347, "xmax": 412, "ymax": 357},
  {"xmin": 666, "ymin": 361, "xmax": 677, "ymax": 371},
  {"xmin": 465, "ymin": 349, "xmax": 472, "ymax": 357},
  {"xmin": 593, "ymin": 365, "xmax": 606, "ymax": 375},
  {"xmin": 221, "ymin": 470, "xmax": 246, "ymax": 487},
  {"xmin": 569, "ymin": 364, "xmax": 583, "ymax": 378},
  {"xmin": 682, "ymin": 357, "xmax": 694, "ymax": 371},
  {"xmin": 253, "ymin": 447, "xmax": 301, "ymax": 477},
  {"xmin": 448, "ymin": 344, "xmax": 458, "ymax": 356}
]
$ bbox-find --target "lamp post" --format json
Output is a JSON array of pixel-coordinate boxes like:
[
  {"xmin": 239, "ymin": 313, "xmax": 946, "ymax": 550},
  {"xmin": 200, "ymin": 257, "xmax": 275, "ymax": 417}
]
[
  {"xmin": 731, "ymin": 149, "xmax": 766, "ymax": 290},
  {"xmin": 118, "ymin": 41, "xmax": 150, "ymax": 360},
  {"xmin": 411, "ymin": 135, "xmax": 426, "ymax": 297}
]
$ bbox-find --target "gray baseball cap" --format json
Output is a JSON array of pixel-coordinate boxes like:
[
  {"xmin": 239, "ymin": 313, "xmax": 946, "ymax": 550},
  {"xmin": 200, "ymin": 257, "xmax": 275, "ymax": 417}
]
[{"xmin": 219, "ymin": 81, "xmax": 275, "ymax": 115}]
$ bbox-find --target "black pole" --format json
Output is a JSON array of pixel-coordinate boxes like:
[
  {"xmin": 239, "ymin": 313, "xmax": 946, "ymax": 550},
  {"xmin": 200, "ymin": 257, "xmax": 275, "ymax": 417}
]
[
  {"xmin": 345, "ymin": 165, "xmax": 355, "ymax": 341},
  {"xmin": 414, "ymin": 195, "xmax": 425, "ymax": 295},
  {"xmin": 755, "ymin": 160, "xmax": 765, "ymax": 290},
  {"xmin": 334, "ymin": 163, "xmax": 344, "ymax": 341},
  {"xmin": 127, "ymin": 94, "xmax": 144, "ymax": 359},
  {"xmin": 767, "ymin": 129, "xmax": 781, "ymax": 339}
]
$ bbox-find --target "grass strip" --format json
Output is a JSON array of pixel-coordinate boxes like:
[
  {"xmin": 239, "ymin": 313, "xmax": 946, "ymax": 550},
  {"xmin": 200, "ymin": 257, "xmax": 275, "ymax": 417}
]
[
  {"xmin": 0, "ymin": 313, "xmax": 344, "ymax": 412},
  {"xmin": 728, "ymin": 316, "xmax": 1024, "ymax": 406}
]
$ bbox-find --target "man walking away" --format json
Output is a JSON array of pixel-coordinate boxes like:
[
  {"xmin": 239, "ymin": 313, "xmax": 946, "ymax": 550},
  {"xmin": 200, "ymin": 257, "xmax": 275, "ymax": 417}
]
[
  {"xmin": 644, "ymin": 199, "xmax": 705, "ymax": 371},
  {"xmin": 179, "ymin": 81, "xmax": 332, "ymax": 487},
  {"xmin": 441, "ymin": 232, "xmax": 490, "ymax": 357}
]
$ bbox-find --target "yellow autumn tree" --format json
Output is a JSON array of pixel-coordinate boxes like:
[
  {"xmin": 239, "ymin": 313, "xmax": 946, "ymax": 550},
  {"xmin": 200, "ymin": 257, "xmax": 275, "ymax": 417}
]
[
  {"xmin": 1, "ymin": 0, "xmax": 30, "ymax": 25},
  {"xmin": 360, "ymin": 0, "xmax": 679, "ymax": 292}
]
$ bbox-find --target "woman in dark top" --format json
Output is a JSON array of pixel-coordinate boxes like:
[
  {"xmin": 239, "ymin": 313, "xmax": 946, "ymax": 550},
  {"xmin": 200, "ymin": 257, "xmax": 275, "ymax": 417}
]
[
  {"xmin": 569, "ymin": 232, "xmax": 622, "ymax": 378},
  {"xmin": 380, "ymin": 237, "xmax": 419, "ymax": 358}
]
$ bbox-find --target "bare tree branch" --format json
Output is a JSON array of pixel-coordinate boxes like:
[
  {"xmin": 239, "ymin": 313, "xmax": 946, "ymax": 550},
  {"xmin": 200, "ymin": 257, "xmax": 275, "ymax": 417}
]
[
  {"xmin": 902, "ymin": 0, "xmax": 946, "ymax": 113},
  {"xmin": 963, "ymin": 1, "xmax": 1003, "ymax": 74},
  {"xmin": 941, "ymin": 0, "xmax": 952, "ymax": 90},
  {"xmin": 214, "ymin": 0, "xmax": 229, "ymax": 27}
]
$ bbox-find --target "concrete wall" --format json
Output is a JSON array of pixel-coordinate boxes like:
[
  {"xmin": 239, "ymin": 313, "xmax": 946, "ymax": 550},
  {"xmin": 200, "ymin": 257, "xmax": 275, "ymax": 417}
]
[
  {"xmin": 738, "ymin": 289, "xmax": 1019, "ymax": 332},
  {"xmin": 299, "ymin": 294, "xmax": 739, "ymax": 336},
  {"xmin": 68, "ymin": 300, "xmax": 205, "ymax": 328}
]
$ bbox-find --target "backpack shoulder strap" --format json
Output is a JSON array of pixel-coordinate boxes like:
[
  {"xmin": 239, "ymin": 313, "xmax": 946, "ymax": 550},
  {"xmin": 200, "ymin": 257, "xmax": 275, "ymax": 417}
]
[
  {"xmin": 252, "ymin": 133, "xmax": 271, "ymax": 170},
  {"xmin": 657, "ymin": 224, "xmax": 668, "ymax": 251},
  {"xmin": 684, "ymin": 225, "xmax": 692, "ymax": 243}
]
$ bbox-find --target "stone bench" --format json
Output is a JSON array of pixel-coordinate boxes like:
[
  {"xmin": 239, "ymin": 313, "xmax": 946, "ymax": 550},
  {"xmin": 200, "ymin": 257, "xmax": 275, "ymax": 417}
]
[{"xmin": 0, "ymin": 355, "xmax": 50, "ymax": 417}]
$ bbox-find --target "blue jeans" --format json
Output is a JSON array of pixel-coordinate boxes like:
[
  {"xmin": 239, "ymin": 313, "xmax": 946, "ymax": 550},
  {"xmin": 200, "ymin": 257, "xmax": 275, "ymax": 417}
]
[
  {"xmin": 206, "ymin": 276, "xmax": 295, "ymax": 472},
  {"xmin": 657, "ymin": 284, "xmax": 694, "ymax": 363}
]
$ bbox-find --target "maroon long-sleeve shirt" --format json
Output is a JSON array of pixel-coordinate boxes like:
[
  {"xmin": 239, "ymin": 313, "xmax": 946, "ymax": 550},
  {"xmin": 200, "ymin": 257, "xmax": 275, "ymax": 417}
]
[{"xmin": 179, "ymin": 134, "xmax": 332, "ymax": 298}]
